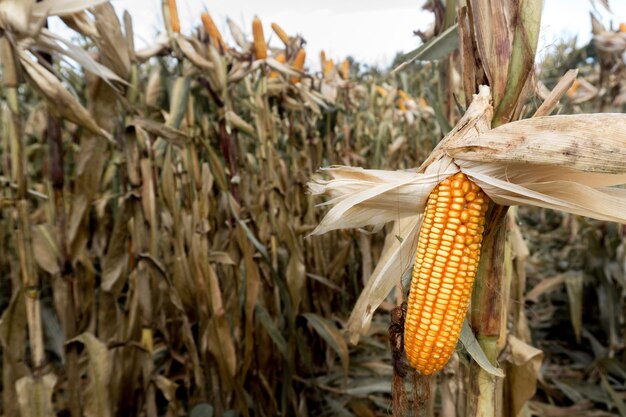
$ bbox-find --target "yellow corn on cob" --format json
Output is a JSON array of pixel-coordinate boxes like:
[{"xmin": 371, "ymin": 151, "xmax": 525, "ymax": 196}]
[
  {"xmin": 397, "ymin": 99, "xmax": 407, "ymax": 111},
  {"xmin": 404, "ymin": 172, "xmax": 489, "ymax": 375},
  {"xmin": 323, "ymin": 59, "xmax": 334, "ymax": 77},
  {"xmin": 398, "ymin": 90, "xmax": 409, "ymax": 101},
  {"xmin": 620, "ymin": 22, "xmax": 626, "ymax": 33},
  {"xmin": 567, "ymin": 79, "xmax": 580, "ymax": 98},
  {"xmin": 201, "ymin": 12, "xmax": 228, "ymax": 51},
  {"xmin": 290, "ymin": 48, "xmax": 306, "ymax": 84},
  {"xmin": 271, "ymin": 22, "xmax": 290, "ymax": 45},
  {"xmin": 168, "ymin": 0, "xmax": 180, "ymax": 33},
  {"xmin": 253, "ymin": 16, "xmax": 267, "ymax": 59},
  {"xmin": 341, "ymin": 58, "xmax": 350, "ymax": 79},
  {"xmin": 375, "ymin": 85, "xmax": 387, "ymax": 97},
  {"xmin": 268, "ymin": 53, "xmax": 286, "ymax": 79}
]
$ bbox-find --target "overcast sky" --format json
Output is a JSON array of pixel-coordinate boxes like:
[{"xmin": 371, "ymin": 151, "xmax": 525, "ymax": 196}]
[{"xmin": 102, "ymin": 1, "xmax": 625, "ymax": 69}]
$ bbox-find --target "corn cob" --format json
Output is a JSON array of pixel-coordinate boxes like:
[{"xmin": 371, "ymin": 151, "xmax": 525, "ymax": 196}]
[
  {"xmin": 398, "ymin": 90, "xmax": 409, "ymax": 101},
  {"xmin": 396, "ymin": 99, "xmax": 407, "ymax": 112},
  {"xmin": 168, "ymin": 0, "xmax": 180, "ymax": 33},
  {"xmin": 375, "ymin": 85, "xmax": 387, "ymax": 97},
  {"xmin": 268, "ymin": 53, "xmax": 286, "ymax": 79},
  {"xmin": 201, "ymin": 12, "xmax": 227, "ymax": 51},
  {"xmin": 341, "ymin": 58, "xmax": 350, "ymax": 79},
  {"xmin": 290, "ymin": 48, "xmax": 306, "ymax": 84},
  {"xmin": 271, "ymin": 22, "xmax": 290, "ymax": 45},
  {"xmin": 404, "ymin": 172, "xmax": 488, "ymax": 375},
  {"xmin": 567, "ymin": 79, "xmax": 580, "ymax": 98},
  {"xmin": 252, "ymin": 16, "xmax": 267, "ymax": 59},
  {"xmin": 323, "ymin": 59, "xmax": 334, "ymax": 78},
  {"xmin": 620, "ymin": 22, "xmax": 626, "ymax": 33}
]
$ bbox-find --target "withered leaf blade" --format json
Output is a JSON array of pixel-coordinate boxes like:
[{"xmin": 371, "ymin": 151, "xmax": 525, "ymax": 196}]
[
  {"xmin": 130, "ymin": 117, "xmax": 188, "ymax": 146},
  {"xmin": 533, "ymin": 69, "xmax": 578, "ymax": 117},
  {"xmin": 302, "ymin": 313, "xmax": 349, "ymax": 377},
  {"xmin": 17, "ymin": 50, "xmax": 113, "ymax": 142},
  {"xmin": 68, "ymin": 333, "xmax": 112, "ymax": 417},
  {"xmin": 16, "ymin": 374, "xmax": 57, "ymax": 417}
]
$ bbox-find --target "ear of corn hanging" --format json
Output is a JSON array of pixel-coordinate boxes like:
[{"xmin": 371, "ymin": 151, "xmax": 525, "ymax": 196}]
[
  {"xmin": 404, "ymin": 172, "xmax": 489, "ymax": 375},
  {"xmin": 620, "ymin": 22, "xmax": 626, "ymax": 33},
  {"xmin": 252, "ymin": 16, "xmax": 267, "ymax": 59},
  {"xmin": 323, "ymin": 59, "xmax": 334, "ymax": 77},
  {"xmin": 341, "ymin": 58, "xmax": 350, "ymax": 79},
  {"xmin": 168, "ymin": 0, "xmax": 180, "ymax": 33},
  {"xmin": 201, "ymin": 11, "xmax": 228, "ymax": 51},
  {"xmin": 271, "ymin": 22, "xmax": 290, "ymax": 45},
  {"xmin": 319, "ymin": 50, "xmax": 327, "ymax": 70},
  {"xmin": 290, "ymin": 48, "xmax": 306, "ymax": 84}
]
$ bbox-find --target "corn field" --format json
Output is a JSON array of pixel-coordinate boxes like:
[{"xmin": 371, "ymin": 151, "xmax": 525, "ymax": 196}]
[{"xmin": 1, "ymin": 1, "xmax": 626, "ymax": 417}]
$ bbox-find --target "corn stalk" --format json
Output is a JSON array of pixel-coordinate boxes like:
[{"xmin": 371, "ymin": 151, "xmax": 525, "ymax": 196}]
[
  {"xmin": 460, "ymin": 1, "xmax": 543, "ymax": 415},
  {"xmin": 0, "ymin": 33, "xmax": 45, "ymax": 375}
]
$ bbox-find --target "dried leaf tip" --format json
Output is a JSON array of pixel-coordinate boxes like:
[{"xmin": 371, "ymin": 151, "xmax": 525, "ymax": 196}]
[{"xmin": 252, "ymin": 16, "xmax": 267, "ymax": 59}]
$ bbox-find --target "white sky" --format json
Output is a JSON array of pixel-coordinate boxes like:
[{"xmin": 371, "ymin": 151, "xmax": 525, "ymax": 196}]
[{"xmin": 82, "ymin": 1, "xmax": 626, "ymax": 69}]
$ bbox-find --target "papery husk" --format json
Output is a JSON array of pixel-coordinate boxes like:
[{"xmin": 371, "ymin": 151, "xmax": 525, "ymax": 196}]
[
  {"xmin": 345, "ymin": 216, "xmax": 422, "ymax": 344},
  {"xmin": 447, "ymin": 114, "xmax": 626, "ymax": 173},
  {"xmin": 0, "ymin": 0, "xmax": 34, "ymax": 34},
  {"xmin": 309, "ymin": 161, "xmax": 456, "ymax": 236},
  {"xmin": 462, "ymin": 162, "xmax": 626, "ymax": 225}
]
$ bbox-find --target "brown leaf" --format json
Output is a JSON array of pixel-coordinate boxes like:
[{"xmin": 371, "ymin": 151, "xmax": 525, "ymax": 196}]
[
  {"xmin": 503, "ymin": 335, "xmax": 544, "ymax": 417},
  {"xmin": 16, "ymin": 374, "xmax": 57, "ymax": 417},
  {"xmin": 69, "ymin": 333, "xmax": 112, "ymax": 417}
]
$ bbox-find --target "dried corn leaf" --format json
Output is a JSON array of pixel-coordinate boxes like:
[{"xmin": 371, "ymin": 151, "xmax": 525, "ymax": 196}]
[
  {"xmin": 17, "ymin": 50, "xmax": 112, "ymax": 142},
  {"xmin": 302, "ymin": 313, "xmax": 349, "ymax": 377},
  {"xmin": 0, "ymin": 291, "xmax": 28, "ymax": 417},
  {"xmin": 92, "ymin": 3, "xmax": 131, "ymax": 80},
  {"xmin": 227, "ymin": 18, "xmax": 248, "ymax": 49},
  {"xmin": 32, "ymin": 224, "xmax": 60, "ymax": 275},
  {"xmin": 393, "ymin": 24, "xmax": 458, "ymax": 73},
  {"xmin": 32, "ymin": 0, "xmax": 108, "ymax": 17},
  {"xmin": 565, "ymin": 271, "xmax": 584, "ymax": 343},
  {"xmin": 176, "ymin": 33, "xmax": 215, "ymax": 71},
  {"xmin": 68, "ymin": 333, "xmax": 112, "ymax": 417},
  {"xmin": 503, "ymin": 335, "xmax": 543, "ymax": 416},
  {"xmin": 255, "ymin": 304, "xmax": 288, "ymax": 359},
  {"xmin": 16, "ymin": 374, "xmax": 57, "ymax": 417},
  {"xmin": 460, "ymin": 321, "xmax": 505, "ymax": 377},
  {"xmin": 37, "ymin": 28, "xmax": 126, "ymax": 85},
  {"xmin": 130, "ymin": 118, "xmax": 188, "ymax": 146},
  {"xmin": 534, "ymin": 69, "xmax": 578, "ymax": 117}
]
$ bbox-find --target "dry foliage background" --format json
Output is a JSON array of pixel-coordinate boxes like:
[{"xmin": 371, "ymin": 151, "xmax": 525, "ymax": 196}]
[{"xmin": 0, "ymin": 1, "xmax": 626, "ymax": 416}]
